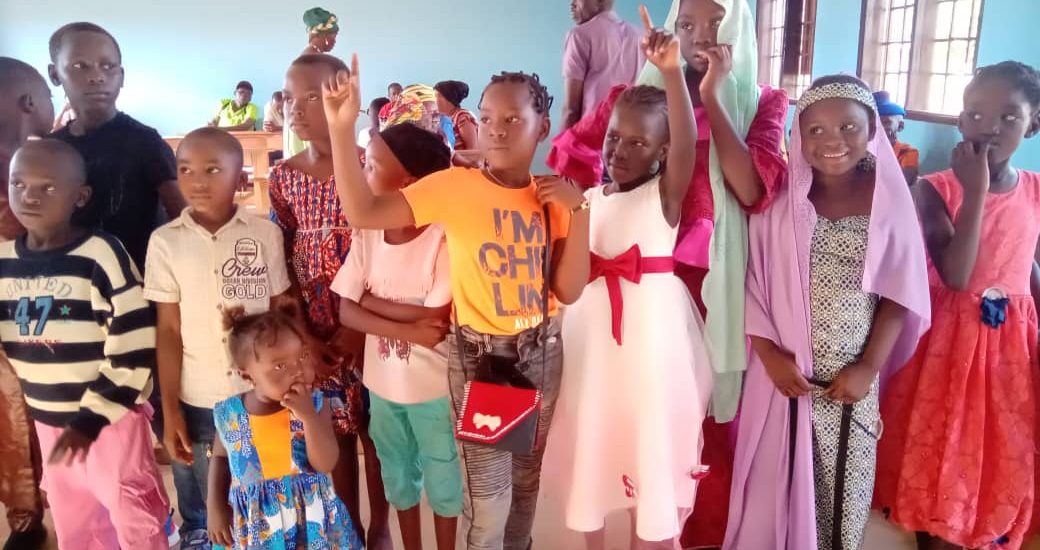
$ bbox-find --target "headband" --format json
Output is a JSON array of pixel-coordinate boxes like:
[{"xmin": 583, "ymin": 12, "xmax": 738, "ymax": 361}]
[{"xmin": 796, "ymin": 82, "xmax": 877, "ymax": 116}]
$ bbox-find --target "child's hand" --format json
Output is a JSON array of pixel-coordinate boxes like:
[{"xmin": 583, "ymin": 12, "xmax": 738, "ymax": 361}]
[
  {"xmin": 281, "ymin": 383, "xmax": 317, "ymax": 421},
  {"xmin": 640, "ymin": 5, "xmax": 681, "ymax": 72},
  {"xmin": 322, "ymin": 53, "xmax": 361, "ymax": 129},
  {"xmin": 535, "ymin": 175, "xmax": 585, "ymax": 211},
  {"xmin": 207, "ymin": 501, "xmax": 234, "ymax": 548},
  {"xmin": 760, "ymin": 346, "xmax": 812, "ymax": 398},
  {"xmin": 824, "ymin": 362, "xmax": 878, "ymax": 404},
  {"xmin": 697, "ymin": 45, "xmax": 734, "ymax": 99},
  {"xmin": 48, "ymin": 427, "xmax": 93, "ymax": 466},
  {"xmin": 163, "ymin": 410, "xmax": 195, "ymax": 465},
  {"xmin": 406, "ymin": 317, "xmax": 450, "ymax": 349},
  {"xmin": 952, "ymin": 140, "xmax": 991, "ymax": 198}
]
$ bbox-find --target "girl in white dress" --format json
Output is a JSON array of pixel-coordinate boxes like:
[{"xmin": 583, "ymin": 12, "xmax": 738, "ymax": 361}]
[{"xmin": 549, "ymin": 7, "xmax": 714, "ymax": 549}]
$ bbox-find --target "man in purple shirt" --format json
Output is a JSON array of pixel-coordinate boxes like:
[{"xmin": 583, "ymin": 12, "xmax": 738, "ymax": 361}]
[{"xmin": 561, "ymin": 0, "xmax": 645, "ymax": 130}]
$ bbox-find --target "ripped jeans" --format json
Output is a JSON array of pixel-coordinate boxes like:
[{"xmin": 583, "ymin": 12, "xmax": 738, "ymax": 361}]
[{"xmin": 448, "ymin": 317, "xmax": 563, "ymax": 550}]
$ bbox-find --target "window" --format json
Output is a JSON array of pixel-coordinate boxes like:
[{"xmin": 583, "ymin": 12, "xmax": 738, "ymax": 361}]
[
  {"xmin": 757, "ymin": 0, "xmax": 817, "ymax": 97},
  {"xmin": 860, "ymin": 0, "xmax": 984, "ymax": 118}
]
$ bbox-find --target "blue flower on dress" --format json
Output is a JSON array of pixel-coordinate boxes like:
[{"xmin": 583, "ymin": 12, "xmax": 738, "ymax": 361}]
[{"xmin": 981, "ymin": 296, "xmax": 1009, "ymax": 328}]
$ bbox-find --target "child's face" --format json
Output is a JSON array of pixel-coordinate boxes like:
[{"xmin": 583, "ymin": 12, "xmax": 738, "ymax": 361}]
[
  {"xmin": 959, "ymin": 76, "xmax": 1040, "ymax": 166},
  {"xmin": 364, "ymin": 135, "xmax": 413, "ymax": 195},
  {"xmin": 242, "ymin": 329, "xmax": 310, "ymax": 403},
  {"xmin": 435, "ymin": 92, "xmax": 454, "ymax": 116},
  {"xmin": 273, "ymin": 93, "xmax": 284, "ymax": 111},
  {"xmin": 176, "ymin": 136, "xmax": 242, "ymax": 218},
  {"xmin": 8, "ymin": 144, "xmax": 91, "ymax": 234},
  {"xmin": 49, "ymin": 31, "xmax": 123, "ymax": 115},
  {"xmin": 880, "ymin": 115, "xmax": 904, "ymax": 145},
  {"xmin": 284, "ymin": 63, "xmax": 332, "ymax": 142},
  {"xmin": 388, "ymin": 85, "xmax": 403, "ymax": 102},
  {"xmin": 676, "ymin": 0, "xmax": 725, "ymax": 72},
  {"xmin": 798, "ymin": 97, "xmax": 873, "ymax": 178},
  {"xmin": 477, "ymin": 82, "xmax": 550, "ymax": 173},
  {"xmin": 420, "ymin": 101, "xmax": 442, "ymax": 135},
  {"xmin": 603, "ymin": 104, "xmax": 669, "ymax": 185},
  {"xmin": 234, "ymin": 87, "xmax": 253, "ymax": 108},
  {"xmin": 309, "ymin": 31, "xmax": 338, "ymax": 53}
]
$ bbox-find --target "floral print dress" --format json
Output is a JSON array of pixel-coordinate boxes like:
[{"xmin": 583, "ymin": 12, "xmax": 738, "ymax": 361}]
[{"xmin": 214, "ymin": 392, "xmax": 363, "ymax": 549}]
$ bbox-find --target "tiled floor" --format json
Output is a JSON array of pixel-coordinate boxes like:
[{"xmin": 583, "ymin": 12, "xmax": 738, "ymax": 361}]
[{"xmin": 3, "ymin": 458, "xmax": 1038, "ymax": 549}]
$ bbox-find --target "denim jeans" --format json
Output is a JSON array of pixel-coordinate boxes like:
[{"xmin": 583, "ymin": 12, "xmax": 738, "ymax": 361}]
[
  {"xmin": 171, "ymin": 402, "xmax": 215, "ymax": 535},
  {"xmin": 447, "ymin": 317, "xmax": 563, "ymax": 550}
]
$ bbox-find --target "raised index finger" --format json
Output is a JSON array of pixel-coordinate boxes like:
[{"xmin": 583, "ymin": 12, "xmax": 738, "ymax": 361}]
[
  {"xmin": 639, "ymin": 4, "xmax": 654, "ymax": 30},
  {"xmin": 350, "ymin": 53, "xmax": 360, "ymax": 81}
]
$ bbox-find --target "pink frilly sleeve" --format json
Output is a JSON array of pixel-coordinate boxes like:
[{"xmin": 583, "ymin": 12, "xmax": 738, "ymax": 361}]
[
  {"xmin": 743, "ymin": 86, "xmax": 789, "ymax": 214},
  {"xmin": 546, "ymin": 84, "xmax": 628, "ymax": 188}
]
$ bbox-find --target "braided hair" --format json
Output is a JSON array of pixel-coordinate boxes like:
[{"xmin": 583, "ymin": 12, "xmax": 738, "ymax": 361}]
[
  {"xmin": 479, "ymin": 71, "xmax": 554, "ymax": 116},
  {"xmin": 616, "ymin": 85, "xmax": 669, "ymax": 134},
  {"xmin": 223, "ymin": 302, "xmax": 305, "ymax": 371},
  {"xmin": 974, "ymin": 61, "xmax": 1040, "ymax": 113}
]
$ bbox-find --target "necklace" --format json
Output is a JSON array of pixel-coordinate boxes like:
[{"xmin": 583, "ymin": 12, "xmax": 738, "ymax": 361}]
[{"xmin": 482, "ymin": 161, "xmax": 530, "ymax": 189}]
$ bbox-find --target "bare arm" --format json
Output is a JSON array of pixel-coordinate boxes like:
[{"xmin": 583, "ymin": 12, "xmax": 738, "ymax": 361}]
[
  {"xmin": 158, "ymin": 179, "xmax": 187, "ymax": 219},
  {"xmin": 913, "ymin": 143, "xmax": 989, "ymax": 290},
  {"xmin": 300, "ymin": 402, "xmax": 338, "ymax": 472},
  {"xmin": 206, "ymin": 441, "xmax": 234, "ymax": 547},
  {"xmin": 549, "ymin": 212, "xmax": 591, "ymax": 305},
  {"xmin": 902, "ymin": 166, "xmax": 919, "ymax": 186},
  {"xmin": 359, "ymin": 293, "xmax": 450, "ymax": 323},
  {"xmin": 561, "ymin": 78, "xmax": 585, "ymax": 131},
  {"xmin": 220, "ymin": 119, "xmax": 256, "ymax": 132},
  {"xmin": 1031, "ymin": 240, "xmax": 1040, "ymax": 318},
  {"xmin": 858, "ymin": 298, "xmax": 909, "ymax": 370},
  {"xmin": 323, "ymin": 59, "xmax": 417, "ymax": 229},
  {"xmin": 339, "ymin": 298, "xmax": 416, "ymax": 341}
]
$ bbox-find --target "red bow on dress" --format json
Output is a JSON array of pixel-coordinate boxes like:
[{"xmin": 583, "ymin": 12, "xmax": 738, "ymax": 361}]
[{"xmin": 589, "ymin": 245, "xmax": 675, "ymax": 345}]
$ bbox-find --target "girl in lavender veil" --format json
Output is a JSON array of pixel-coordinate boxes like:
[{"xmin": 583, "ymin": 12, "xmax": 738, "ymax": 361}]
[{"xmin": 723, "ymin": 75, "xmax": 930, "ymax": 550}]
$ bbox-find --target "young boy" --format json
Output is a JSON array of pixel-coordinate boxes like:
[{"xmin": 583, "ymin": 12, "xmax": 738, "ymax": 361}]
[
  {"xmin": 263, "ymin": 91, "xmax": 285, "ymax": 133},
  {"xmin": 333, "ymin": 123, "xmax": 460, "ymax": 550},
  {"xmin": 874, "ymin": 90, "xmax": 920, "ymax": 185},
  {"xmin": 0, "ymin": 56, "xmax": 54, "ymax": 550},
  {"xmin": 0, "ymin": 138, "xmax": 170, "ymax": 549},
  {"xmin": 143, "ymin": 127, "xmax": 291, "ymax": 550},
  {"xmin": 210, "ymin": 81, "xmax": 259, "ymax": 132},
  {"xmin": 47, "ymin": 22, "xmax": 187, "ymax": 272}
]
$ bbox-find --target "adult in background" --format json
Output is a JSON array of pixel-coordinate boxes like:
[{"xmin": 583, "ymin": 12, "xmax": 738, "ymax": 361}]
[
  {"xmin": 435, "ymin": 80, "xmax": 477, "ymax": 151},
  {"xmin": 302, "ymin": 6, "xmax": 339, "ymax": 55},
  {"xmin": 209, "ymin": 80, "xmax": 259, "ymax": 131},
  {"xmin": 561, "ymin": 0, "xmax": 644, "ymax": 130}
]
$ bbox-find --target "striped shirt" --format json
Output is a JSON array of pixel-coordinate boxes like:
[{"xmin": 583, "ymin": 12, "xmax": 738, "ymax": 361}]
[{"xmin": 0, "ymin": 230, "xmax": 155, "ymax": 440}]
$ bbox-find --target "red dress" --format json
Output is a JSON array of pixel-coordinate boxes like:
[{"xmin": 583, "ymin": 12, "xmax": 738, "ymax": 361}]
[
  {"xmin": 268, "ymin": 162, "xmax": 362, "ymax": 436},
  {"xmin": 874, "ymin": 170, "xmax": 1040, "ymax": 549},
  {"xmin": 547, "ymin": 84, "xmax": 789, "ymax": 548}
]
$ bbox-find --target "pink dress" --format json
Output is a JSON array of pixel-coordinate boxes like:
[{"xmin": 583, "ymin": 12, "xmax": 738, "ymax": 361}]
[{"xmin": 874, "ymin": 170, "xmax": 1040, "ymax": 550}]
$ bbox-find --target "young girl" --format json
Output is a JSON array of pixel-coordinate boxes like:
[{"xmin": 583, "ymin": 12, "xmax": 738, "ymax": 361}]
[
  {"xmin": 333, "ymin": 123, "xmax": 460, "ymax": 550},
  {"xmin": 323, "ymin": 55, "xmax": 591, "ymax": 550},
  {"xmin": 548, "ymin": 8, "xmax": 713, "ymax": 549},
  {"xmin": 267, "ymin": 53, "xmax": 392, "ymax": 548},
  {"xmin": 548, "ymin": 1, "xmax": 787, "ymax": 544},
  {"xmin": 723, "ymin": 75, "xmax": 930, "ymax": 550},
  {"xmin": 206, "ymin": 307, "xmax": 363, "ymax": 549},
  {"xmin": 874, "ymin": 61, "xmax": 1040, "ymax": 550}
]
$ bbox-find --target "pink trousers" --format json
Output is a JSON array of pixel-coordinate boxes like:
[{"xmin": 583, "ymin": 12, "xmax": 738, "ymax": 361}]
[{"xmin": 36, "ymin": 404, "xmax": 170, "ymax": 550}]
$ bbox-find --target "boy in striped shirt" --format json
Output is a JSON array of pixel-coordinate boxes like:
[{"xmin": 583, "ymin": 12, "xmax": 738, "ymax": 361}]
[{"xmin": 0, "ymin": 138, "xmax": 170, "ymax": 549}]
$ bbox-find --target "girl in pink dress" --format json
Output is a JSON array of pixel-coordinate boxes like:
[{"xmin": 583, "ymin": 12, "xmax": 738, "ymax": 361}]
[{"xmin": 874, "ymin": 61, "xmax": 1040, "ymax": 550}]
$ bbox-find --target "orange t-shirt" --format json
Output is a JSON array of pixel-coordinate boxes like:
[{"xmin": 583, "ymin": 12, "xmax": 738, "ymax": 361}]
[
  {"xmin": 402, "ymin": 167, "xmax": 571, "ymax": 336},
  {"xmin": 894, "ymin": 141, "xmax": 920, "ymax": 170}
]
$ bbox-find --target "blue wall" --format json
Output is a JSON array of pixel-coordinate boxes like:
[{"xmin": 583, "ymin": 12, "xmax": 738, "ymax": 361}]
[
  {"xmin": 800, "ymin": 0, "xmax": 1040, "ymax": 172},
  {"xmin": 4, "ymin": 0, "xmax": 1032, "ymax": 171}
]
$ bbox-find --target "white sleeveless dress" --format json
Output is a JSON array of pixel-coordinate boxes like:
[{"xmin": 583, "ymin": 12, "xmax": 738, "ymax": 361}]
[{"xmin": 549, "ymin": 177, "xmax": 714, "ymax": 542}]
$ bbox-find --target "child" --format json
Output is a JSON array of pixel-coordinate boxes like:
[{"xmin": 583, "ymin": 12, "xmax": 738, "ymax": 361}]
[
  {"xmin": 263, "ymin": 91, "xmax": 285, "ymax": 133},
  {"xmin": 874, "ymin": 61, "xmax": 1040, "ymax": 550},
  {"xmin": 358, "ymin": 97, "xmax": 391, "ymax": 150},
  {"xmin": 547, "ymin": 0, "xmax": 788, "ymax": 545},
  {"xmin": 144, "ymin": 127, "xmax": 293, "ymax": 550},
  {"xmin": 548, "ymin": 9, "xmax": 713, "ymax": 548},
  {"xmin": 874, "ymin": 90, "xmax": 919, "ymax": 184},
  {"xmin": 0, "ymin": 57, "xmax": 55, "ymax": 550},
  {"xmin": 324, "ymin": 55, "xmax": 591, "ymax": 550},
  {"xmin": 723, "ymin": 75, "xmax": 930, "ymax": 550},
  {"xmin": 332, "ymin": 123, "xmax": 460, "ymax": 550},
  {"xmin": 268, "ymin": 53, "xmax": 393, "ymax": 549},
  {"xmin": 435, "ymin": 80, "xmax": 477, "ymax": 150},
  {"xmin": 210, "ymin": 81, "xmax": 259, "ymax": 132},
  {"xmin": 0, "ymin": 138, "xmax": 171, "ymax": 549},
  {"xmin": 206, "ymin": 308, "xmax": 363, "ymax": 549},
  {"xmin": 47, "ymin": 22, "xmax": 186, "ymax": 271}
]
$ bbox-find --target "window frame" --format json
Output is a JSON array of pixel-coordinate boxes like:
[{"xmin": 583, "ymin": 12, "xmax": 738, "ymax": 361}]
[
  {"xmin": 758, "ymin": 0, "xmax": 819, "ymax": 100},
  {"xmin": 857, "ymin": 0, "xmax": 986, "ymax": 125}
]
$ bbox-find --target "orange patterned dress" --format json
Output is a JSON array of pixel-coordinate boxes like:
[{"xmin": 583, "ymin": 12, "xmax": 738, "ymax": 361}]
[{"xmin": 874, "ymin": 169, "xmax": 1040, "ymax": 549}]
